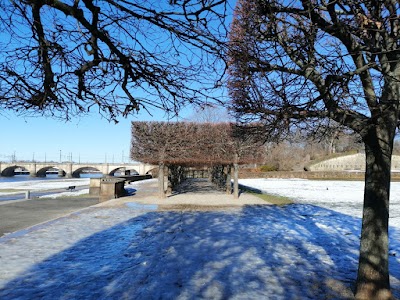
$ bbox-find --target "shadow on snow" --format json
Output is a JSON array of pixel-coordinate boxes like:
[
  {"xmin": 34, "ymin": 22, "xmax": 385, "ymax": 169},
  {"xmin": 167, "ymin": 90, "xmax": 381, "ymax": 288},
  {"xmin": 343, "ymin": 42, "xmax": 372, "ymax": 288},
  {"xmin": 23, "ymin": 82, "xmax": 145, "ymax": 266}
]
[{"xmin": 1, "ymin": 204, "xmax": 400, "ymax": 299}]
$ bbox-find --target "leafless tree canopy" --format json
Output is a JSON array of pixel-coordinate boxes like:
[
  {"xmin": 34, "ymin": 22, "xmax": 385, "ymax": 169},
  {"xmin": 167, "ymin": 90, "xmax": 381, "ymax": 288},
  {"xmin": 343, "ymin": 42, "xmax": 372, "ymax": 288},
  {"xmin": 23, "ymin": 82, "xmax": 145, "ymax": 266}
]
[
  {"xmin": 0, "ymin": 0, "xmax": 228, "ymax": 121},
  {"xmin": 229, "ymin": 0, "xmax": 400, "ymax": 137},
  {"xmin": 130, "ymin": 121, "xmax": 264, "ymax": 166}
]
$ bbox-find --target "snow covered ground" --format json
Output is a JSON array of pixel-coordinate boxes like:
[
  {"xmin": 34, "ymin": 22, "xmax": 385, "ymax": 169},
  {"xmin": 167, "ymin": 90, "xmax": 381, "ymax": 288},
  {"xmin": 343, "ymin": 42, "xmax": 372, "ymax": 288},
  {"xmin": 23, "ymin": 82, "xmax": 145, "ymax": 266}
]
[
  {"xmin": 0, "ymin": 178, "xmax": 399, "ymax": 299},
  {"xmin": 38, "ymin": 188, "xmax": 90, "ymax": 199},
  {"xmin": 239, "ymin": 178, "xmax": 400, "ymax": 228},
  {"xmin": 0, "ymin": 178, "xmax": 90, "ymax": 196},
  {"xmin": 0, "ymin": 178, "xmax": 148, "ymax": 199}
]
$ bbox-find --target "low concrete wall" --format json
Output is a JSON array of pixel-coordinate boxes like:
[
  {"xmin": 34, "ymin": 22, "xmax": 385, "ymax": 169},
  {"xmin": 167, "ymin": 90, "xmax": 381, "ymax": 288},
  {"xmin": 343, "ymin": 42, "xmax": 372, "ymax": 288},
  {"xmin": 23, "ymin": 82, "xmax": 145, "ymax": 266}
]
[
  {"xmin": 307, "ymin": 153, "xmax": 400, "ymax": 172},
  {"xmin": 90, "ymin": 178, "xmax": 126, "ymax": 202},
  {"xmin": 240, "ymin": 170, "xmax": 400, "ymax": 181},
  {"xmin": 89, "ymin": 178, "xmax": 102, "ymax": 196}
]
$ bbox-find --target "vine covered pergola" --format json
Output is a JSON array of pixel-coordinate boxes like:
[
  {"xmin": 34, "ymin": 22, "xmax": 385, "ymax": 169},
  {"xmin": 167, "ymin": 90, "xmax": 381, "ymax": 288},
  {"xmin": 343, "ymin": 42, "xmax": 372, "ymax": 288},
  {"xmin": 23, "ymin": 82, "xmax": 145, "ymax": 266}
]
[{"xmin": 130, "ymin": 121, "xmax": 264, "ymax": 198}]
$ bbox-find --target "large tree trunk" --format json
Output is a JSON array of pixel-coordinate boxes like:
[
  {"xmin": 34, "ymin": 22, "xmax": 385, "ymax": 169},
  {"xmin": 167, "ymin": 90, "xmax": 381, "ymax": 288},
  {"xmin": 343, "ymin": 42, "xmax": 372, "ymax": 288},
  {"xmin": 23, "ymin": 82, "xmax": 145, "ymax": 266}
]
[{"xmin": 355, "ymin": 127, "xmax": 394, "ymax": 300}]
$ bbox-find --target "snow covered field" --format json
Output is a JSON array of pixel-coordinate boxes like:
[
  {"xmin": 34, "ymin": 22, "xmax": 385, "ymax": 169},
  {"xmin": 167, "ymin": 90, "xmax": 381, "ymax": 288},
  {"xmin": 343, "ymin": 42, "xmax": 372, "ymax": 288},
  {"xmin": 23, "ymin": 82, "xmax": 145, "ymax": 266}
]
[
  {"xmin": 240, "ymin": 178, "xmax": 400, "ymax": 228},
  {"xmin": 0, "ymin": 178, "xmax": 399, "ymax": 299}
]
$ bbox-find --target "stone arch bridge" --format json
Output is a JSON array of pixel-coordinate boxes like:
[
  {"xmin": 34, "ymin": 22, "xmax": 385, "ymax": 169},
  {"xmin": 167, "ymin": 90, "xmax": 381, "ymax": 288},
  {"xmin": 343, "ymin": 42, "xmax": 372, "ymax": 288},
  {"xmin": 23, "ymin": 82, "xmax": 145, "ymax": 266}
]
[{"xmin": 0, "ymin": 162, "xmax": 156, "ymax": 178}]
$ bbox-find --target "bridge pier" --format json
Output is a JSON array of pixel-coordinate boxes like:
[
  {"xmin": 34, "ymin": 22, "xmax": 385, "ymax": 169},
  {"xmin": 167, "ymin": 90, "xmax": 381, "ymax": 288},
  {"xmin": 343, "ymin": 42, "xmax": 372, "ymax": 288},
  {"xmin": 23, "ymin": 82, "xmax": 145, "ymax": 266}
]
[
  {"xmin": 29, "ymin": 164, "xmax": 37, "ymax": 177},
  {"xmin": 66, "ymin": 163, "xmax": 73, "ymax": 178}
]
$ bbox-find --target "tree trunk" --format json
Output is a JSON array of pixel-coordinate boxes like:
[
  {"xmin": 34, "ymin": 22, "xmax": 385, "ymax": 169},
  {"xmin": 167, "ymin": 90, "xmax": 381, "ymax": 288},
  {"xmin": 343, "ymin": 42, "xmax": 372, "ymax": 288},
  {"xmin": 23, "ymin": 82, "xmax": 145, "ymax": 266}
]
[
  {"xmin": 355, "ymin": 127, "xmax": 394, "ymax": 299},
  {"xmin": 233, "ymin": 162, "xmax": 239, "ymax": 199},
  {"xmin": 208, "ymin": 167, "xmax": 212, "ymax": 182},
  {"xmin": 158, "ymin": 162, "xmax": 166, "ymax": 199},
  {"xmin": 226, "ymin": 164, "xmax": 232, "ymax": 194}
]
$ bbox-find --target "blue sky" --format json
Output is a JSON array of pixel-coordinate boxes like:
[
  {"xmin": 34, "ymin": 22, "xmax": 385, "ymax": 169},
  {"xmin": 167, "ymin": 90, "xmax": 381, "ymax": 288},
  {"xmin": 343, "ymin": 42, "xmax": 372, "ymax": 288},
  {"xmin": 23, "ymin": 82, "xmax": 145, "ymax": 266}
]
[
  {"xmin": 0, "ymin": 1, "xmax": 234, "ymax": 164},
  {"xmin": 0, "ymin": 107, "xmax": 192, "ymax": 164},
  {"xmin": 0, "ymin": 103, "xmax": 230, "ymax": 164}
]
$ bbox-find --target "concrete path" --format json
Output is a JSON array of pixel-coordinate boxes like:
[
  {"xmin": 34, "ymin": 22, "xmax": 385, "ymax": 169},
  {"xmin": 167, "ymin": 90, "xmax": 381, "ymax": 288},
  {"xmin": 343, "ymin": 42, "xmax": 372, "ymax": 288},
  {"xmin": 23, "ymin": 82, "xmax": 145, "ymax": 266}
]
[{"xmin": 102, "ymin": 178, "xmax": 269, "ymax": 210}]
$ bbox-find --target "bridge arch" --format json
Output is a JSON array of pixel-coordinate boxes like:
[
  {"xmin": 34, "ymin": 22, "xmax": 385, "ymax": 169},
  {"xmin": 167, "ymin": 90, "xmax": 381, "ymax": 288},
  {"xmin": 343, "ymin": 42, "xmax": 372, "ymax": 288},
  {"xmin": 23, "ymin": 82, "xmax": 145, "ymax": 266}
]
[
  {"xmin": 36, "ymin": 166, "xmax": 65, "ymax": 177},
  {"xmin": 71, "ymin": 167, "xmax": 102, "ymax": 178},
  {"xmin": 145, "ymin": 167, "xmax": 157, "ymax": 176},
  {"xmin": 1, "ymin": 165, "xmax": 29, "ymax": 177},
  {"xmin": 108, "ymin": 167, "xmax": 140, "ymax": 176}
]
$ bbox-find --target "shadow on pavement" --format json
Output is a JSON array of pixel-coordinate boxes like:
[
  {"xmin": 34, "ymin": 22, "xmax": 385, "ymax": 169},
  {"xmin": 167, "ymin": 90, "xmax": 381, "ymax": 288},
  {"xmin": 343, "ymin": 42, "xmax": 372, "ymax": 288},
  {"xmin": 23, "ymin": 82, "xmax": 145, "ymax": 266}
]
[
  {"xmin": 172, "ymin": 178, "xmax": 224, "ymax": 195},
  {"xmin": 1, "ymin": 205, "xmax": 400, "ymax": 299}
]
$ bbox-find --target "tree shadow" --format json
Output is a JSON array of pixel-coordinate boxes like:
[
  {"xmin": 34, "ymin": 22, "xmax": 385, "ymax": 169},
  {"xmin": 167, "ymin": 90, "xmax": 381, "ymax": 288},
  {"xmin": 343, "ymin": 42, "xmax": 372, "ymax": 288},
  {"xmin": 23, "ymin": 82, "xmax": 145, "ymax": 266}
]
[
  {"xmin": 171, "ymin": 178, "xmax": 222, "ymax": 195},
  {"xmin": 0, "ymin": 204, "xmax": 399, "ymax": 299}
]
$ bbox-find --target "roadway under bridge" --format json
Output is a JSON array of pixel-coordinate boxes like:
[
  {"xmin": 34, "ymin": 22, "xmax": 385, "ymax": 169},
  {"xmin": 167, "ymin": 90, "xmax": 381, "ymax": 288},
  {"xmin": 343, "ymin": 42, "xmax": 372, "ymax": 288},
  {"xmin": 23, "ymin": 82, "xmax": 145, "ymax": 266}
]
[{"xmin": 0, "ymin": 162, "xmax": 156, "ymax": 178}]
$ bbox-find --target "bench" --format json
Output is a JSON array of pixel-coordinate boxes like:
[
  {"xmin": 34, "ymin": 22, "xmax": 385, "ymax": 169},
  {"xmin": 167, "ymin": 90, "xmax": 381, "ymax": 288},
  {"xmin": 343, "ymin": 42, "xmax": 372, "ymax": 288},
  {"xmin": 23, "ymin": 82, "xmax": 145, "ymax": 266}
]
[{"xmin": 66, "ymin": 186, "xmax": 76, "ymax": 191}]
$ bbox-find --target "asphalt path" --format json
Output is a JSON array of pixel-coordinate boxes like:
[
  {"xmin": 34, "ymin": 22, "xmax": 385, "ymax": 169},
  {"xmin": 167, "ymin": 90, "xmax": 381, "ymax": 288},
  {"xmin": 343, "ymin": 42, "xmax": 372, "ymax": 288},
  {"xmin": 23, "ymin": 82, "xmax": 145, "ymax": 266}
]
[
  {"xmin": 0, "ymin": 186, "xmax": 88, "ymax": 202},
  {"xmin": 0, "ymin": 196, "xmax": 99, "ymax": 237},
  {"xmin": 0, "ymin": 179, "xmax": 154, "ymax": 238}
]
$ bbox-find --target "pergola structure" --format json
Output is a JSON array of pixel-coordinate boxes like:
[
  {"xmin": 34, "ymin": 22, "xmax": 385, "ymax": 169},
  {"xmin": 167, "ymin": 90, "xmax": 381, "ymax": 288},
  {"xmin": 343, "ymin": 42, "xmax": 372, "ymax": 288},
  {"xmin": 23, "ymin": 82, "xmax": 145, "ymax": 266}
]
[{"xmin": 130, "ymin": 121, "xmax": 264, "ymax": 198}]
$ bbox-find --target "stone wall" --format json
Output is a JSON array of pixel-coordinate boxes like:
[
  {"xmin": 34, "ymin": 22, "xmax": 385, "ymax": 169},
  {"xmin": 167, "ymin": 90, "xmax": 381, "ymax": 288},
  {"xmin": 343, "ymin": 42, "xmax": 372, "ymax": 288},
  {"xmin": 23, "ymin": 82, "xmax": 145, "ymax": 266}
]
[
  {"xmin": 306, "ymin": 153, "xmax": 400, "ymax": 172},
  {"xmin": 239, "ymin": 170, "xmax": 400, "ymax": 181}
]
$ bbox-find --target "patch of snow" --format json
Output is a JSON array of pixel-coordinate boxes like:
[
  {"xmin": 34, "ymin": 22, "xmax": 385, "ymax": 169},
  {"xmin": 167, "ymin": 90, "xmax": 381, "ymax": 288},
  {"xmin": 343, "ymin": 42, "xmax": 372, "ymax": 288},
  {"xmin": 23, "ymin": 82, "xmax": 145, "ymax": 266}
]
[
  {"xmin": 0, "ymin": 178, "xmax": 90, "ymax": 193},
  {"xmin": 239, "ymin": 178, "xmax": 400, "ymax": 228},
  {"xmin": 38, "ymin": 188, "xmax": 90, "ymax": 199}
]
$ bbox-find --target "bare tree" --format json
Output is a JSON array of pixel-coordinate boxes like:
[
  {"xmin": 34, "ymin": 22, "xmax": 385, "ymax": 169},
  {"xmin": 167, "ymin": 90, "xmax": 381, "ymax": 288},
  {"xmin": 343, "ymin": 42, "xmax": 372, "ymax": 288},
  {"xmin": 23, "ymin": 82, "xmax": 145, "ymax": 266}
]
[
  {"xmin": 131, "ymin": 121, "xmax": 199, "ymax": 197},
  {"xmin": 228, "ymin": 0, "xmax": 400, "ymax": 298},
  {"xmin": 0, "ymin": 1, "xmax": 228, "ymax": 121},
  {"xmin": 130, "ymin": 121, "xmax": 264, "ymax": 197}
]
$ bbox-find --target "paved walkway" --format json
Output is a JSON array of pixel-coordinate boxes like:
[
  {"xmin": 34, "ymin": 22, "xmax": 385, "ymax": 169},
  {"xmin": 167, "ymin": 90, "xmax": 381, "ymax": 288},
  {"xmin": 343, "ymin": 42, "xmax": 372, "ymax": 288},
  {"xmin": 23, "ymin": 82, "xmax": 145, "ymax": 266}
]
[{"xmin": 0, "ymin": 197, "xmax": 99, "ymax": 237}]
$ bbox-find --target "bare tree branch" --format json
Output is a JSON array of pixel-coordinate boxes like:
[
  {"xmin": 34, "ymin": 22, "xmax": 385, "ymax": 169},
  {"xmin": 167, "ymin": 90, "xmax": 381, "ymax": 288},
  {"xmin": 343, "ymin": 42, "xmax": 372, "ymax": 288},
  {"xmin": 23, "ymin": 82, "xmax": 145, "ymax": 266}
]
[{"xmin": 0, "ymin": 0, "xmax": 229, "ymax": 121}]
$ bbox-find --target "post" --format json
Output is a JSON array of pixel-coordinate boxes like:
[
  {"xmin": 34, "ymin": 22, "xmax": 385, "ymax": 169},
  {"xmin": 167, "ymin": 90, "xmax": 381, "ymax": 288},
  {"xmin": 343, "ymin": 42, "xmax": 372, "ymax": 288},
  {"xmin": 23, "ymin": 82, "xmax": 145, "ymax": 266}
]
[
  {"xmin": 226, "ymin": 165, "xmax": 232, "ymax": 194},
  {"xmin": 208, "ymin": 167, "xmax": 212, "ymax": 182},
  {"xmin": 233, "ymin": 154, "xmax": 239, "ymax": 199},
  {"xmin": 158, "ymin": 162, "xmax": 166, "ymax": 198},
  {"xmin": 25, "ymin": 191, "xmax": 30, "ymax": 200},
  {"xmin": 233, "ymin": 163, "xmax": 239, "ymax": 199}
]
